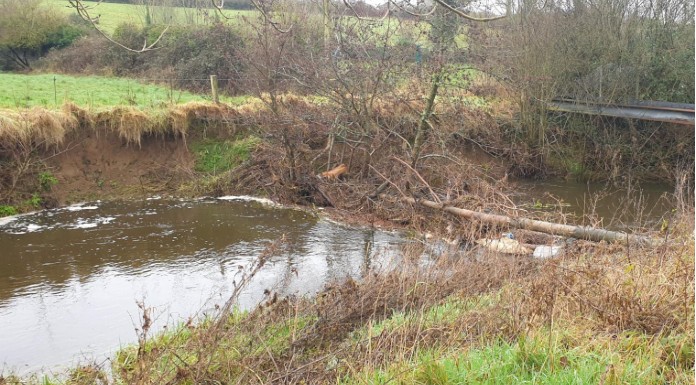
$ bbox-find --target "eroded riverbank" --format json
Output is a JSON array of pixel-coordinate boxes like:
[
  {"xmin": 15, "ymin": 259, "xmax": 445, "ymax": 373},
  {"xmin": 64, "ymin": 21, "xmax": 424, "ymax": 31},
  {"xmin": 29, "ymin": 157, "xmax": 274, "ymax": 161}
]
[{"xmin": 0, "ymin": 98, "xmax": 691, "ymax": 384}]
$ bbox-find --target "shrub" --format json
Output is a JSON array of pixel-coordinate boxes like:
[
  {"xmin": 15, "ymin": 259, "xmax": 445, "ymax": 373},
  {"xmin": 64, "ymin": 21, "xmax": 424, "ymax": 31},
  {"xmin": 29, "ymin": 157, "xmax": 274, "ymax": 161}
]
[
  {"xmin": 0, "ymin": 205, "xmax": 17, "ymax": 217},
  {"xmin": 42, "ymin": 23, "xmax": 246, "ymax": 94},
  {"xmin": 193, "ymin": 136, "xmax": 261, "ymax": 174},
  {"xmin": 38, "ymin": 171, "xmax": 58, "ymax": 192},
  {"xmin": 0, "ymin": 0, "xmax": 85, "ymax": 70},
  {"xmin": 39, "ymin": 35, "xmax": 113, "ymax": 75},
  {"xmin": 144, "ymin": 23, "xmax": 245, "ymax": 93}
]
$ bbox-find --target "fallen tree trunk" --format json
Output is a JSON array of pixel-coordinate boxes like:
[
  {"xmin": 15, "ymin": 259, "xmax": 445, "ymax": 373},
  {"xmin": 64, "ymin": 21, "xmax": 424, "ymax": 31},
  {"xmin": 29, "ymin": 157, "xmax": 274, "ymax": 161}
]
[{"xmin": 402, "ymin": 196, "xmax": 658, "ymax": 246}]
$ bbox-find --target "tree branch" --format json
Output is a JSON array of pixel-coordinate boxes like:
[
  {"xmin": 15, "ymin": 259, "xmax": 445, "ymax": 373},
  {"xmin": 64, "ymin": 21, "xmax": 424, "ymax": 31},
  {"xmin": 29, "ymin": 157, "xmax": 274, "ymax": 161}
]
[
  {"xmin": 431, "ymin": 0, "xmax": 507, "ymax": 21},
  {"xmin": 388, "ymin": 0, "xmax": 437, "ymax": 18},
  {"xmin": 341, "ymin": 0, "xmax": 391, "ymax": 22},
  {"xmin": 211, "ymin": 0, "xmax": 293, "ymax": 33},
  {"xmin": 67, "ymin": 0, "xmax": 169, "ymax": 52}
]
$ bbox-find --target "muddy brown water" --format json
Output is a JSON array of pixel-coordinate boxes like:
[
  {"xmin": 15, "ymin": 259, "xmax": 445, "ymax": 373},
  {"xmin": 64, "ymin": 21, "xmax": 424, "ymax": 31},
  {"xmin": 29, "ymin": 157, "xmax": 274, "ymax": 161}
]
[
  {"xmin": 0, "ymin": 197, "xmax": 404, "ymax": 373},
  {"xmin": 512, "ymin": 179, "xmax": 675, "ymax": 230},
  {"xmin": 0, "ymin": 180, "xmax": 676, "ymax": 374}
]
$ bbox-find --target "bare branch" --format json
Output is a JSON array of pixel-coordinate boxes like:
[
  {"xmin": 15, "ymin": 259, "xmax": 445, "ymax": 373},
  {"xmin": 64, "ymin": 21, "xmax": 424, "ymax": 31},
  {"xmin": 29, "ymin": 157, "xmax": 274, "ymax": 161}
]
[
  {"xmin": 210, "ymin": 0, "xmax": 293, "ymax": 33},
  {"xmin": 388, "ymin": 0, "xmax": 438, "ymax": 17},
  {"xmin": 431, "ymin": 0, "xmax": 507, "ymax": 21},
  {"xmin": 341, "ymin": 0, "xmax": 391, "ymax": 21},
  {"xmin": 67, "ymin": 0, "xmax": 169, "ymax": 52},
  {"xmin": 392, "ymin": 156, "xmax": 442, "ymax": 204}
]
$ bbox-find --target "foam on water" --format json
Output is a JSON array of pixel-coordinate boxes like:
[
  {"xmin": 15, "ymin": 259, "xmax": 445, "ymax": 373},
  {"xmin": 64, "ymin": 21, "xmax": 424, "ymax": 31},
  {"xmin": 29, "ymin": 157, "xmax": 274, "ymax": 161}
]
[
  {"xmin": 0, "ymin": 215, "xmax": 18, "ymax": 226},
  {"xmin": 66, "ymin": 204, "xmax": 99, "ymax": 212},
  {"xmin": 217, "ymin": 195, "xmax": 278, "ymax": 207},
  {"xmin": 69, "ymin": 216, "xmax": 116, "ymax": 229}
]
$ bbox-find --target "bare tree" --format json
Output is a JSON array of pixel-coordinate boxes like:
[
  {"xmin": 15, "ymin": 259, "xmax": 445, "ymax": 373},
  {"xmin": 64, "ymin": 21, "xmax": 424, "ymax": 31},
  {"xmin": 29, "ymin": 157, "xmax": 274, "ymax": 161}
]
[{"xmin": 67, "ymin": 0, "xmax": 170, "ymax": 52}]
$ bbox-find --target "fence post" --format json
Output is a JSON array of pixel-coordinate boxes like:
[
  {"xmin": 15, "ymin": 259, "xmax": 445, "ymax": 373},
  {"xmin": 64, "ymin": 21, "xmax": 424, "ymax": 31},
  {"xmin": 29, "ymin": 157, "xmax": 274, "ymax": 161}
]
[{"xmin": 210, "ymin": 75, "xmax": 219, "ymax": 104}]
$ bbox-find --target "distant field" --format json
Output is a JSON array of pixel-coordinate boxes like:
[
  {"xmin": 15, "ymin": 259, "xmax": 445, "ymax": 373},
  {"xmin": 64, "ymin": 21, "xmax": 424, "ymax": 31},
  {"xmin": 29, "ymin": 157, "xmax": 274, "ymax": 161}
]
[
  {"xmin": 49, "ymin": 0, "xmax": 253, "ymax": 33},
  {"xmin": 0, "ymin": 73, "xmax": 246, "ymax": 108},
  {"xmin": 47, "ymin": 1, "xmax": 466, "ymax": 49}
]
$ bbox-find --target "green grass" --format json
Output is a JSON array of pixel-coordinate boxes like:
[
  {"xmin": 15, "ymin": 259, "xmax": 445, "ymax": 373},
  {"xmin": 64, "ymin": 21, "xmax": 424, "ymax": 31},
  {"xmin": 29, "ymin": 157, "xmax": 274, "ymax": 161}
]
[
  {"xmin": 355, "ymin": 293, "xmax": 498, "ymax": 341},
  {"xmin": 110, "ymin": 310, "xmax": 315, "ymax": 384},
  {"xmin": 0, "ymin": 205, "xmax": 18, "ymax": 217},
  {"xmin": 192, "ymin": 137, "xmax": 262, "ymax": 174},
  {"xmin": 0, "ymin": 73, "xmax": 249, "ymax": 108},
  {"xmin": 49, "ymin": 0, "xmax": 254, "ymax": 34},
  {"xmin": 344, "ymin": 330, "xmax": 695, "ymax": 385}
]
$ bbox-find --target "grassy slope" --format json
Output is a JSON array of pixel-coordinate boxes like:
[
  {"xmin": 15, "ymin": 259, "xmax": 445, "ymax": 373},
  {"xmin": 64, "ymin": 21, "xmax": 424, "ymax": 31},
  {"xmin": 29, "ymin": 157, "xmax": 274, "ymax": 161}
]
[
  {"xmin": 0, "ymin": 73, "xmax": 248, "ymax": 108},
  {"xmin": 48, "ymin": 0, "xmax": 253, "ymax": 33}
]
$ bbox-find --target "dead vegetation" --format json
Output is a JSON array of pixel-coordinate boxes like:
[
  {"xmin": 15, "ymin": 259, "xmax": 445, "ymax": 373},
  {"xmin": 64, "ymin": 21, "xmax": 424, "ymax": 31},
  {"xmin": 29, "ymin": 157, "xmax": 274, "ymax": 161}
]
[
  {"xmin": 7, "ymin": 215, "xmax": 687, "ymax": 385},
  {"xmin": 0, "ymin": 107, "xmax": 78, "ymax": 147}
]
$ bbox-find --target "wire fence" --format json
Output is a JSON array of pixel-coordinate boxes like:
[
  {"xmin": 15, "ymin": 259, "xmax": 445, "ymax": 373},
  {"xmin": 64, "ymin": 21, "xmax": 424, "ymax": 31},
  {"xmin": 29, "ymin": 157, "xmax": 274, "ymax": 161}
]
[
  {"xmin": 1, "ymin": 66, "xmax": 483, "ymax": 110},
  {"xmin": 1, "ymin": 75, "xmax": 242, "ymax": 109}
]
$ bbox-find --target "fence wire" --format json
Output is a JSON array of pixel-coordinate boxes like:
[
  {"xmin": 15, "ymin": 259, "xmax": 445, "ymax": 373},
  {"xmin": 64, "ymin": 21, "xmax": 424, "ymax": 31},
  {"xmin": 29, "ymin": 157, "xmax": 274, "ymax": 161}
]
[{"xmin": 2, "ymin": 76, "xmax": 242, "ymax": 109}]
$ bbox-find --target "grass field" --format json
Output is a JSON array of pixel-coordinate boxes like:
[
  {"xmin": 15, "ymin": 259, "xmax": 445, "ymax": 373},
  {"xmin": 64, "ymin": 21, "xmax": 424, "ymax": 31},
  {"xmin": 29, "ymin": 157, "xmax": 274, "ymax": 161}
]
[
  {"xmin": 48, "ymin": 0, "xmax": 253, "ymax": 33},
  {"xmin": 0, "ymin": 73, "xmax": 247, "ymax": 108},
  {"xmin": 47, "ymin": 0, "xmax": 466, "ymax": 49}
]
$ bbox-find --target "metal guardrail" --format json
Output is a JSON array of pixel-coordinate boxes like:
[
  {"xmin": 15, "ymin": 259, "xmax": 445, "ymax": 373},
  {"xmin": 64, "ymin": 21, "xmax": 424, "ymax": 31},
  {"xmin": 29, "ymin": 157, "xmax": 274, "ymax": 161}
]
[{"xmin": 547, "ymin": 99, "xmax": 695, "ymax": 126}]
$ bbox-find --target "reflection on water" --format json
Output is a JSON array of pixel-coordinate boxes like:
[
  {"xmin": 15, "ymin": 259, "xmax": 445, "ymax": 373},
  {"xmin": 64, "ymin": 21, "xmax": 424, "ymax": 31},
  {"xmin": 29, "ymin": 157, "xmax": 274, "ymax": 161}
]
[
  {"xmin": 0, "ymin": 198, "xmax": 403, "ymax": 373},
  {"xmin": 512, "ymin": 179, "xmax": 674, "ymax": 229}
]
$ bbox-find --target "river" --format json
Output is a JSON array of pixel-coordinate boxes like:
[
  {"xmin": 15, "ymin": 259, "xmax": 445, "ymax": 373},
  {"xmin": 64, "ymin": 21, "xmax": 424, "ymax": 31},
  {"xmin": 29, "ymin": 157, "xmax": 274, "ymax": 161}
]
[
  {"xmin": 0, "ymin": 180, "xmax": 676, "ymax": 374},
  {"xmin": 0, "ymin": 197, "xmax": 403, "ymax": 373}
]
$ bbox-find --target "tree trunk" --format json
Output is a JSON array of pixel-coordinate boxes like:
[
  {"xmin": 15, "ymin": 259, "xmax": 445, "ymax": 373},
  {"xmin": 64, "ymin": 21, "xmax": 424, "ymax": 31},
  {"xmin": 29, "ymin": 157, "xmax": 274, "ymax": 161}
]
[
  {"xmin": 411, "ymin": 70, "xmax": 443, "ymax": 168},
  {"xmin": 403, "ymin": 196, "xmax": 658, "ymax": 245}
]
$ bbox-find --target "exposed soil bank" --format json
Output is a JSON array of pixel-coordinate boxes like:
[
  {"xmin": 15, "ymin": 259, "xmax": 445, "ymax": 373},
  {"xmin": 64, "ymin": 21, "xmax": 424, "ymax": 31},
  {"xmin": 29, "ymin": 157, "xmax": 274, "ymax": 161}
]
[
  {"xmin": 49, "ymin": 131, "xmax": 193, "ymax": 203},
  {"xmin": 0, "ymin": 98, "xmax": 690, "ymax": 237}
]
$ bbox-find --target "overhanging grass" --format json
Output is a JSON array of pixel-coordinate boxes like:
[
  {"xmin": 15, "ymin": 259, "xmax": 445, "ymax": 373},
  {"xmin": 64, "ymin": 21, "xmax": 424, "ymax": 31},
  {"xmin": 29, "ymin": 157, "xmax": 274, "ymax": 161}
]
[
  {"xmin": 0, "ymin": 73, "xmax": 250, "ymax": 109},
  {"xmin": 0, "ymin": 101, "xmax": 254, "ymax": 148}
]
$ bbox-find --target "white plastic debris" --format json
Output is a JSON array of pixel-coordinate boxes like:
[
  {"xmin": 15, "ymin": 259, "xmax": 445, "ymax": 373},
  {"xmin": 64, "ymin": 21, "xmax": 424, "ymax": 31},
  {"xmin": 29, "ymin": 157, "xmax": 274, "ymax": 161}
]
[
  {"xmin": 533, "ymin": 245, "xmax": 564, "ymax": 259},
  {"xmin": 475, "ymin": 237, "xmax": 532, "ymax": 254}
]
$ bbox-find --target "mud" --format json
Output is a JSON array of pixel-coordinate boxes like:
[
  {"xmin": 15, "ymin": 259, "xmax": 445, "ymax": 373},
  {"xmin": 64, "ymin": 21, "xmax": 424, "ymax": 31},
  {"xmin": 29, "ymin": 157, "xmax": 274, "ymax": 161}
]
[{"xmin": 47, "ymin": 131, "xmax": 193, "ymax": 204}]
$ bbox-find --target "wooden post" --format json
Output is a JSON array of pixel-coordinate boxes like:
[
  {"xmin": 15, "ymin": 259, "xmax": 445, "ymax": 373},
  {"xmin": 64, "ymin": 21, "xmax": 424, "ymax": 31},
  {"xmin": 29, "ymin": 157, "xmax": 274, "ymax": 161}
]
[{"xmin": 210, "ymin": 74, "xmax": 219, "ymax": 104}]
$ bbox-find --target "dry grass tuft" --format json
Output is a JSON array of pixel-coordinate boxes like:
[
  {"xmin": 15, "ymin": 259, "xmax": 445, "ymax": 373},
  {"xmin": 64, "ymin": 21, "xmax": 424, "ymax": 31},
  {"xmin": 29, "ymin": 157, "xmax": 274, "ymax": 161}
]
[
  {"xmin": 112, "ymin": 107, "xmax": 153, "ymax": 146},
  {"xmin": 510, "ymin": 240, "xmax": 695, "ymax": 335},
  {"xmin": 27, "ymin": 108, "xmax": 78, "ymax": 146},
  {"xmin": 62, "ymin": 102, "xmax": 95, "ymax": 129},
  {"xmin": 0, "ymin": 108, "xmax": 77, "ymax": 147},
  {"xmin": 0, "ymin": 111, "xmax": 23, "ymax": 143}
]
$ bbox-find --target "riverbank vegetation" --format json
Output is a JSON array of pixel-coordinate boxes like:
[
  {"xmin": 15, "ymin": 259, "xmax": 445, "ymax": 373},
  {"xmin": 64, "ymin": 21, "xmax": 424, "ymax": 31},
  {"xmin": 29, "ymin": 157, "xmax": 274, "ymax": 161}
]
[
  {"xmin": 0, "ymin": 0, "xmax": 693, "ymax": 382},
  {"xmin": 2, "ymin": 215, "xmax": 693, "ymax": 384}
]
